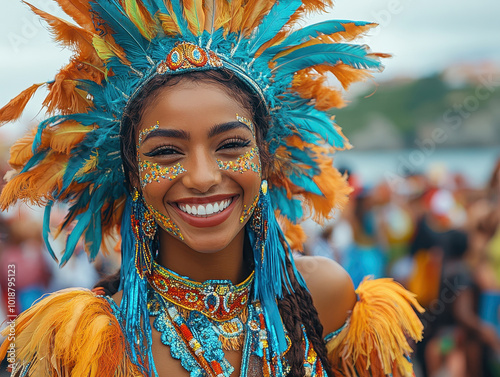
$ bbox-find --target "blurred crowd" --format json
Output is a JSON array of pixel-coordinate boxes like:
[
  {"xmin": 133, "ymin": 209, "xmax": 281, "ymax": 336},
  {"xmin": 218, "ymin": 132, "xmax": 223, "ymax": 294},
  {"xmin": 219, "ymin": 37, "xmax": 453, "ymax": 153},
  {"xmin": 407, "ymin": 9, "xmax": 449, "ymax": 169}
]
[{"xmin": 305, "ymin": 159, "xmax": 500, "ymax": 377}]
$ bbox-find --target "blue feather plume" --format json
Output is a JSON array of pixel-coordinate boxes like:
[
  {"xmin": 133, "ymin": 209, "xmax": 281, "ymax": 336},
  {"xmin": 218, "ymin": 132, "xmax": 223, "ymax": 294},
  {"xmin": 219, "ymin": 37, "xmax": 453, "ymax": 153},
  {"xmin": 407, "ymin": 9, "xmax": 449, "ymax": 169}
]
[
  {"xmin": 273, "ymin": 43, "xmax": 382, "ymax": 78},
  {"xmin": 248, "ymin": 0, "xmax": 303, "ymax": 55}
]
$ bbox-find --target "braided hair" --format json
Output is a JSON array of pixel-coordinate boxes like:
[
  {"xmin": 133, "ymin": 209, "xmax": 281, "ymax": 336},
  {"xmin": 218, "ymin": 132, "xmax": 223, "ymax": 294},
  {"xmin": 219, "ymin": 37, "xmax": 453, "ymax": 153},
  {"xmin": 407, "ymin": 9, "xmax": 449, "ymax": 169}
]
[{"xmin": 278, "ymin": 256, "xmax": 334, "ymax": 377}]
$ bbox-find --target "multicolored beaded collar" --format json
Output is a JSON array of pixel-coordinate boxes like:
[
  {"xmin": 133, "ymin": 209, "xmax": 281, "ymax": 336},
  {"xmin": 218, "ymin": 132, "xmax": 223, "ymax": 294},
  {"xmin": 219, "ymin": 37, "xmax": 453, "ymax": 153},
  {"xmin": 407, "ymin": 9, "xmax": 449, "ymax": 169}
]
[{"xmin": 147, "ymin": 261, "xmax": 254, "ymax": 322}]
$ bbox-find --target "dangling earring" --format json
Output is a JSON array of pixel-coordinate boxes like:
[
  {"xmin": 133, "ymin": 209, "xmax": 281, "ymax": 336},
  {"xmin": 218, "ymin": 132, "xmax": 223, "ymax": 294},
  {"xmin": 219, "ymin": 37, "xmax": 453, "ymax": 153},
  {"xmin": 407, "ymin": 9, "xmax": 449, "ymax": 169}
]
[{"xmin": 131, "ymin": 188, "xmax": 157, "ymax": 277}]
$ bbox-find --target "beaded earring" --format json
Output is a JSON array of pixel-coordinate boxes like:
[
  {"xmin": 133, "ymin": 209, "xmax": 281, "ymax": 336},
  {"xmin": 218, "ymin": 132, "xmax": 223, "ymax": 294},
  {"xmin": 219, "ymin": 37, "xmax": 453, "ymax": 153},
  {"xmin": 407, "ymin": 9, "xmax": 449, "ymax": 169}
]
[{"xmin": 131, "ymin": 188, "xmax": 157, "ymax": 277}]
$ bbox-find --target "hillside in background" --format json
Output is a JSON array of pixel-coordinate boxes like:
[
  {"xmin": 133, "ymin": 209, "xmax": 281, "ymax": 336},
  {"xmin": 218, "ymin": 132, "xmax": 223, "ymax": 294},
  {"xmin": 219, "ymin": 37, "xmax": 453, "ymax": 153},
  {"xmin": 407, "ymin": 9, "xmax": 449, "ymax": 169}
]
[{"xmin": 332, "ymin": 66, "xmax": 500, "ymax": 150}]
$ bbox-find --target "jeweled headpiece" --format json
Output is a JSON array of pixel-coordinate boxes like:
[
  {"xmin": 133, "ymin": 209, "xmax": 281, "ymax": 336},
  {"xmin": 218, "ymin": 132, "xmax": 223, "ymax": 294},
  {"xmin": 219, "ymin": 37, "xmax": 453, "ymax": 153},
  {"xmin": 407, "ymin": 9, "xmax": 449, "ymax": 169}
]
[{"xmin": 0, "ymin": 0, "xmax": 385, "ymax": 373}]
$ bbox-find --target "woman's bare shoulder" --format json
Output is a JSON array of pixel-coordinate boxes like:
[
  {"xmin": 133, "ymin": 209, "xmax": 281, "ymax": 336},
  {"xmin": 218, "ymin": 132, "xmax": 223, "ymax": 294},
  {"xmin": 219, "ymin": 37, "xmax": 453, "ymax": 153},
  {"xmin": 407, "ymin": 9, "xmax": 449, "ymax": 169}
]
[
  {"xmin": 111, "ymin": 290, "xmax": 123, "ymax": 305},
  {"xmin": 294, "ymin": 256, "xmax": 356, "ymax": 336}
]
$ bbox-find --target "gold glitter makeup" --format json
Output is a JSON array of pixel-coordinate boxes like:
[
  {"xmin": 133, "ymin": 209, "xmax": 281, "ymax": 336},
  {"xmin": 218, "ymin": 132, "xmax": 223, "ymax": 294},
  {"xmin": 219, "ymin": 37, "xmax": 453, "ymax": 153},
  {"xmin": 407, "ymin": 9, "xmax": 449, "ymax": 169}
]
[
  {"xmin": 137, "ymin": 121, "xmax": 187, "ymax": 188},
  {"xmin": 147, "ymin": 204, "xmax": 184, "ymax": 240},
  {"xmin": 139, "ymin": 161, "xmax": 187, "ymax": 188},
  {"xmin": 240, "ymin": 194, "xmax": 259, "ymax": 223},
  {"xmin": 236, "ymin": 114, "xmax": 255, "ymax": 137},
  {"xmin": 138, "ymin": 121, "xmax": 159, "ymax": 148},
  {"xmin": 217, "ymin": 147, "xmax": 261, "ymax": 176}
]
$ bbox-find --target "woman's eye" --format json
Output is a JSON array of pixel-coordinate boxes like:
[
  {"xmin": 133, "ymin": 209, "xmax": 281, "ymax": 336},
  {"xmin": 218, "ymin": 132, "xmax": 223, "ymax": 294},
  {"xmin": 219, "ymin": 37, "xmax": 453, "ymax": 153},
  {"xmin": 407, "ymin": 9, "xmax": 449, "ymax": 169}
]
[
  {"xmin": 143, "ymin": 146, "xmax": 181, "ymax": 157},
  {"xmin": 218, "ymin": 139, "xmax": 251, "ymax": 151}
]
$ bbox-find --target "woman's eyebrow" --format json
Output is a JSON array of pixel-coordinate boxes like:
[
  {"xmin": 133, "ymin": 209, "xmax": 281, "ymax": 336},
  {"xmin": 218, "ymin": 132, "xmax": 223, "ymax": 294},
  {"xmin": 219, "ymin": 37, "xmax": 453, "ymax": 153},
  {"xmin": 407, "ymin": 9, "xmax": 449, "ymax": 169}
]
[
  {"xmin": 142, "ymin": 128, "xmax": 190, "ymax": 143},
  {"xmin": 208, "ymin": 121, "xmax": 252, "ymax": 138}
]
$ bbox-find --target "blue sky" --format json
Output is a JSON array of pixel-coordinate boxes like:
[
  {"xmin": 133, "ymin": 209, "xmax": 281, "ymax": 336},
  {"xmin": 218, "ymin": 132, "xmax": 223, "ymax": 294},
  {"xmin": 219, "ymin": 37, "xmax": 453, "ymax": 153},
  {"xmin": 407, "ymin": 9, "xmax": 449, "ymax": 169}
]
[{"xmin": 0, "ymin": 0, "xmax": 499, "ymax": 139}]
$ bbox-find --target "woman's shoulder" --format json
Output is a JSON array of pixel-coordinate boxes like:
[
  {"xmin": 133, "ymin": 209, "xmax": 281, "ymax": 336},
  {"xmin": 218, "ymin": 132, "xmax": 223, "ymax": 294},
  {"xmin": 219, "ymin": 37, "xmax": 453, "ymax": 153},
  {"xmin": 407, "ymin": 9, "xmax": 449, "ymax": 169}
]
[
  {"xmin": 0, "ymin": 288, "xmax": 138, "ymax": 376},
  {"xmin": 294, "ymin": 256, "xmax": 356, "ymax": 336}
]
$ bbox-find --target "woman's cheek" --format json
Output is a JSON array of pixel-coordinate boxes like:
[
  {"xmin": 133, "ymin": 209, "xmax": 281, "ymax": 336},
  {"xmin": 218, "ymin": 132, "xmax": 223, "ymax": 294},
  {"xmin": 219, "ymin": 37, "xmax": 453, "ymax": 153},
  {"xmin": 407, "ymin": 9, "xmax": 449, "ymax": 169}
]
[
  {"xmin": 217, "ymin": 147, "xmax": 262, "ymax": 224},
  {"xmin": 138, "ymin": 160, "xmax": 187, "ymax": 189}
]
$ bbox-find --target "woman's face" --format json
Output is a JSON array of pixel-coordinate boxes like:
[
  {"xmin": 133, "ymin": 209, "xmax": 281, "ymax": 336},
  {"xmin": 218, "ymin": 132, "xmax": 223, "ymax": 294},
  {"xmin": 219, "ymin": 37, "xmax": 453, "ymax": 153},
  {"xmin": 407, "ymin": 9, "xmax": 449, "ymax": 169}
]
[{"xmin": 135, "ymin": 79, "xmax": 262, "ymax": 253}]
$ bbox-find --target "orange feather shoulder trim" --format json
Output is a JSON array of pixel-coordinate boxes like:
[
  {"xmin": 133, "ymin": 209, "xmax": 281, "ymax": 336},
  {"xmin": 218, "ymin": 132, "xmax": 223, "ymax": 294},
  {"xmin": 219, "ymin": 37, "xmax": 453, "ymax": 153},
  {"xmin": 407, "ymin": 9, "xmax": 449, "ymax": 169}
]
[
  {"xmin": 326, "ymin": 277, "xmax": 424, "ymax": 377},
  {"xmin": 0, "ymin": 288, "xmax": 140, "ymax": 376}
]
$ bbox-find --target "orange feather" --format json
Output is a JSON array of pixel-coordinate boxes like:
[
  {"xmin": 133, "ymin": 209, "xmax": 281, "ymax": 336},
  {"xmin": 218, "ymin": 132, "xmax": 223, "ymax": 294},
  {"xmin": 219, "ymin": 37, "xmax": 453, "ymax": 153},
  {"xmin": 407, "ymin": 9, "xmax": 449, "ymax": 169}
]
[
  {"xmin": 49, "ymin": 121, "xmax": 92, "ymax": 154},
  {"xmin": 0, "ymin": 83, "xmax": 45, "ymax": 126},
  {"xmin": 228, "ymin": 0, "xmax": 245, "ymax": 34},
  {"xmin": 123, "ymin": 0, "xmax": 160, "ymax": 40},
  {"xmin": 240, "ymin": 0, "xmax": 275, "ymax": 35},
  {"xmin": 46, "ymin": 0, "xmax": 95, "ymax": 29},
  {"xmin": 8, "ymin": 128, "xmax": 49, "ymax": 169},
  {"xmin": 24, "ymin": 2, "xmax": 95, "ymax": 53},
  {"xmin": 183, "ymin": 0, "xmax": 206, "ymax": 36},
  {"xmin": 316, "ymin": 64, "xmax": 373, "ymax": 90},
  {"xmin": 292, "ymin": 70, "xmax": 346, "ymax": 110},
  {"xmin": 0, "ymin": 289, "xmax": 139, "ymax": 376},
  {"xmin": 327, "ymin": 278, "xmax": 424, "ymax": 377},
  {"xmin": 158, "ymin": 12, "xmax": 182, "ymax": 35},
  {"xmin": 278, "ymin": 214, "xmax": 307, "ymax": 252},
  {"xmin": 0, "ymin": 154, "xmax": 67, "ymax": 209}
]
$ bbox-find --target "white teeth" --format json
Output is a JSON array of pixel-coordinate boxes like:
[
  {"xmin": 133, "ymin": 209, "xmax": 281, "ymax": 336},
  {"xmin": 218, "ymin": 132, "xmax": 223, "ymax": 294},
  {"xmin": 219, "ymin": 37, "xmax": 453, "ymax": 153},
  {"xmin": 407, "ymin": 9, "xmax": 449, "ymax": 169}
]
[{"xmin": 178, "ymin": 198, "xmax": 233, "ymax": 217}]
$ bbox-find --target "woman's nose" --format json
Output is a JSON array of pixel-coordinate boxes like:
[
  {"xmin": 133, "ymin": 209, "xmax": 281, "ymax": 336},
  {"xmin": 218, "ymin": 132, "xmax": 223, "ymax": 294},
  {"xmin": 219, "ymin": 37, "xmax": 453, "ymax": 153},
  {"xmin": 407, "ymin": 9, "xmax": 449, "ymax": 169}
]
[{"xmin": 181, "ymin": 149, "xmax": 222, "ymax": 193}]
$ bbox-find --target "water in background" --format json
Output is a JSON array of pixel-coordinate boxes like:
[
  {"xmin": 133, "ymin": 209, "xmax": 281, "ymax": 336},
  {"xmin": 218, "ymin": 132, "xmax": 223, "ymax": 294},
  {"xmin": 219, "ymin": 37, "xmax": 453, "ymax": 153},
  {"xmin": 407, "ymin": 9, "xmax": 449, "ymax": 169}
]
[{"xmin": 334, "ymin": 146, "xmax": 500, "ymax": 188}]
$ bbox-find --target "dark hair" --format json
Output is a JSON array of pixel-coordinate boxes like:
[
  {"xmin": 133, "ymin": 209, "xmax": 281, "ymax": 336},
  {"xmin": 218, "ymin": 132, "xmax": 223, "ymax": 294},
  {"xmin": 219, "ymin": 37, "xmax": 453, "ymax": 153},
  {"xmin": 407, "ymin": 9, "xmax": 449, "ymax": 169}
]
[{"xmin": 100, "ymin": 69, "xmax": 333, "ymax": 375}]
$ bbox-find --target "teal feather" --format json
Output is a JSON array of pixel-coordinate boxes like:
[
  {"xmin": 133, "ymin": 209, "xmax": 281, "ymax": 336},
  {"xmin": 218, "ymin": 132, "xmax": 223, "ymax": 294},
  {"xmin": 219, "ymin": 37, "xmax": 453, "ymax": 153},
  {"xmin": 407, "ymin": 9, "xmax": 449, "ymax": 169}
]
[
  {"xmin": 288, "ymin": 171, "xmax": 323, "ymax": 196},
  {"xmin": 248, "ymin": 0, "xmax": 303, "ymax": 55},
  {"xmin": 263, "ymin": 20, "xmax": 372, "ymax": 57},
  {"xmin": 167, "ymin": 0, "xmax": 190, "ymax": 37},
  {"xmin": 61, "ymin": 210, "xmax": 92, "ymax": 266},
  {"xmin": 289, "ymin": 110, "xmax": 345, "ymax": 148},
  {"xmin": 270, "ymin": 188, "xmax": 303, "ymax": 221},
  {"xmin": 42, "ymin": 202, "xmax": 58, "ymax": 263},
  {"xmin": 273, "ymin": 43, "xmax": 382, "ymax": 78},
  {"xmin": 91, "ymin": 1, "xmax": 150, "ymax": 63}
]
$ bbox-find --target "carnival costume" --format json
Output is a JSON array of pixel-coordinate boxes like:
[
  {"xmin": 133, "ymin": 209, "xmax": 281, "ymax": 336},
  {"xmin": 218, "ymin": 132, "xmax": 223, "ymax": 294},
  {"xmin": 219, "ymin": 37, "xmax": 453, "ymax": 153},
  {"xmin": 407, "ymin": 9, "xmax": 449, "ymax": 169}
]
[{"xmin": 0, "ymin": 0, "xmax": 423, "ymax": 376}]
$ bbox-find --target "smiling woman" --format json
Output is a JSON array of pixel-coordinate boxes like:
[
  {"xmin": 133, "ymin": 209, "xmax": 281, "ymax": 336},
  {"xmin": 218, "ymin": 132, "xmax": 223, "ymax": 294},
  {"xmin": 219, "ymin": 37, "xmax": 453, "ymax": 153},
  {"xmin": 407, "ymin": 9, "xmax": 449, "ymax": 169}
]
[{"xmin": 0, "ymin": 1, "xmax": 423, "ymax": 376}]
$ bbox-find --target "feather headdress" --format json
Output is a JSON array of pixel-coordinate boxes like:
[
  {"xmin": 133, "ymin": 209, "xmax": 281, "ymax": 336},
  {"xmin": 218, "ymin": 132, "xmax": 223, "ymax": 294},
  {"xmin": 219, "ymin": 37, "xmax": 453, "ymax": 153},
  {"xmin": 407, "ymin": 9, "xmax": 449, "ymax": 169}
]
[
  {"xmin": 0, "ymin": 0, "xmax": 386, "ymax": 373},
  {"xmin": 1, "ymin": 0, "xmax": 384, "ymax": 257}
]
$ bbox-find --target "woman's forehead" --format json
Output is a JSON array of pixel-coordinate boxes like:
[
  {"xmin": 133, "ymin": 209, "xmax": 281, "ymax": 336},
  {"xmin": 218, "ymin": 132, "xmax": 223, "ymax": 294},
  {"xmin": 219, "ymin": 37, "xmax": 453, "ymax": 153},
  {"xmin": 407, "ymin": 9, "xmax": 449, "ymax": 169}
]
[{"xmin": 138, "ymin": 80, "xmax": 254, "ymax": 135}]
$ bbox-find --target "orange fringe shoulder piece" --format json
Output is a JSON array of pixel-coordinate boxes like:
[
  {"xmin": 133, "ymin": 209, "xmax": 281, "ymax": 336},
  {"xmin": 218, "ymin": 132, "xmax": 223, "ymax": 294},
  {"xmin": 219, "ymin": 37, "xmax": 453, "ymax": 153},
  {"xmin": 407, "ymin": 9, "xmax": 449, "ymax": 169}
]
[
  {"xmin": 0, "ymin": 289, "xmax": 140, "ymax": 376},
  {"xmin": 326, "ymin": 278, "xmax": 424, "ymax": 377}
]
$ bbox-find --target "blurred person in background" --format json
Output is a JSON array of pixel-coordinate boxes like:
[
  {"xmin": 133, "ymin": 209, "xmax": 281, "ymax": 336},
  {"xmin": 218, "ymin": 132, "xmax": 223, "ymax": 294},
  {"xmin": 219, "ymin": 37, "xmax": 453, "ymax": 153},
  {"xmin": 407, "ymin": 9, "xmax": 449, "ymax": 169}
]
[
  {"xmin": 341, "ymin": 188, "xmax": 387, "ymax": 288},
  {"xmin": 424, "ymin": 229, "xmax": 500, "ymax": 377},
  {"xmin": 0, "ymin": 215, "xmax": 51, "ymax": 315}
]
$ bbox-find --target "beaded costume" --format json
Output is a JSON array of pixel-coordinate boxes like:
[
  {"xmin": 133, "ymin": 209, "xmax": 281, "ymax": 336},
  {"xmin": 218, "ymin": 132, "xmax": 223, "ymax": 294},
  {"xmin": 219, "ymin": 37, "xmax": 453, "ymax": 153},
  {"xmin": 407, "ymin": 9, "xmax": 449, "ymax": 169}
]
[{"xmin": 0, "ymin": 0, "xmax": 423, "ymax": 376}]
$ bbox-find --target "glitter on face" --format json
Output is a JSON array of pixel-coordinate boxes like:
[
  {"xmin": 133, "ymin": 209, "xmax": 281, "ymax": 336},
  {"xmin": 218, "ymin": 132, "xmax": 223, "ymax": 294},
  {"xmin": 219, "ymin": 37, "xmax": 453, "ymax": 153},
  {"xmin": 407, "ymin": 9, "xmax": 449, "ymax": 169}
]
[
  {"xmin": 217, "ymin": 147, "xmax": 261, "ymax": 176},
  {"xmin": 139, "ymin": 161, "xmax": 187, "ymax": 188},
  {"xmin": 138, "ymin": 122, "xmax": 159, "ymax": 147},
  {"xmin": 240, "ymin": 194, "xmax": 259, "ymax": 223},
  {"xmin": 147, "ymin": 204, "xmax": 184, "ymax": 240},
  {"xmin": 137, "ymin": 121, "xmax": 187, "ymax": 188},
  {"xmin": 236, "ymin": 114, "xmax": 255, "ymax": 137}
]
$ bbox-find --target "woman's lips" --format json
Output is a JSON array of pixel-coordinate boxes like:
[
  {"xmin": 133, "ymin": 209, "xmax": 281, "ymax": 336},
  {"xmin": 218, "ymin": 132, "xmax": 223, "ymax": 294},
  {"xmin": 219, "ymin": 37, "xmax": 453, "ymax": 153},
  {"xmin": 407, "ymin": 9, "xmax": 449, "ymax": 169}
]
[{"xmin": 170, "ymin": 195, "xmax": 239, "ymax": 228}]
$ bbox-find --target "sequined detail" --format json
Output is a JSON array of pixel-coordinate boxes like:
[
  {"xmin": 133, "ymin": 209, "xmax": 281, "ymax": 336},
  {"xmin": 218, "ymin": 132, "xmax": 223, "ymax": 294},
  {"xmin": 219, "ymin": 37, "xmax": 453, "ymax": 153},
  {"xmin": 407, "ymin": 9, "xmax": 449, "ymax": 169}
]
[
  {"xmin": 139, "ymin": 161, "xmax": 187, "ymax": 188},
  {"xmin": 157, "ymin": 42, "xmax": 223, "ymax": 74},
  {"xmin": 217, "ymin": 147, "xmax": 261, "ymax": 175},
  {"xmin": 236, "ymin": 114, "xmax": 255, "ymax": 136},
  {"xmin": 147, "ymin": 205, "xmax": 184, "ymax": 240},
  {"xmin": 138, "ymin": 122, "xmax": 159, "ymax": 147},
  {"xmin": 240, "ymin": 194, "xmax": 259, "ymax": 223},
  {"xmin": 148, "ymin": 261, "xmax": 253, "ymax": 322},
  {"xmin": 137, "ymin": 121, "xmax": 187, "ymax": 188}
]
